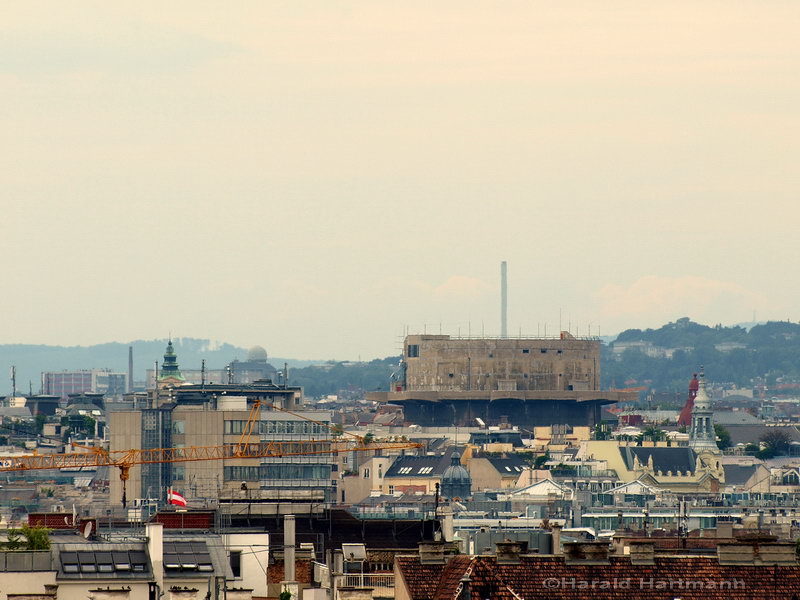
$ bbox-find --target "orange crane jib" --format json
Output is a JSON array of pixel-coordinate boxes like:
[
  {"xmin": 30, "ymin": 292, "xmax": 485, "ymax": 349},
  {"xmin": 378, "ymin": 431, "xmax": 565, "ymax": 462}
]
[
  {"xmin": 0, "ymin": 397, "xmax": 421, "ymax": 508},
  {"xmin": 0, "ymin": 440, "xmax": 420, "ymax": 473}
]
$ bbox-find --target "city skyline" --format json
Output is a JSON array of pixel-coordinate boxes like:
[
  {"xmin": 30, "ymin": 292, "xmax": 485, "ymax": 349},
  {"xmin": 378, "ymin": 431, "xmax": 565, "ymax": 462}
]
[{"xmin": 1, "ymin": 1, "xmax": 797, "ymax": 359}]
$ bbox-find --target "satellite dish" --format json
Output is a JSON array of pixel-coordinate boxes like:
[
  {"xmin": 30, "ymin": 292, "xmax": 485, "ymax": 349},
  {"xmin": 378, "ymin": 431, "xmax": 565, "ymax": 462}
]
[{"xmin": 82, "ymin": 520, "xmax": 93, "ymax": 539}]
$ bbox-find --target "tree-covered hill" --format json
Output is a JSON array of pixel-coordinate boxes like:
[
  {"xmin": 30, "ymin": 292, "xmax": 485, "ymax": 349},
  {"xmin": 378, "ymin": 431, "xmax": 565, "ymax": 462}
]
[
  {"xmin": 4, "ymin": 318, "xmax": 800, "ymax": 399},
  {"xmin": 603, "ymin": 318, "xmax": 800, "ymax": 392},
  {"xmin": 288, "ymin": 357, "xmax": 400, "ymax": 399}
]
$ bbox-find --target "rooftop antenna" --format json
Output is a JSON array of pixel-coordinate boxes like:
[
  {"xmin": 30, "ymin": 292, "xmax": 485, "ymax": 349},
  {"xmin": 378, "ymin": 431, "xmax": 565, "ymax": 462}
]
[
  {"xmin": 201, "ymin": 359, "xmax": 206, "ymax": 390},
  {"xmin": 500, "ymin": 261, "xmax": 508, "ymax": 338}
]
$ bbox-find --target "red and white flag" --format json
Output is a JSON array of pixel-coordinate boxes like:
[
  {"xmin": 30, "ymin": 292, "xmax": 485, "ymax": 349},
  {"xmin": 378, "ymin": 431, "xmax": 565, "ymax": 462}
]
[{"xmin": 167, "ymin": 487, "xmax": 187, "ymax": 507}]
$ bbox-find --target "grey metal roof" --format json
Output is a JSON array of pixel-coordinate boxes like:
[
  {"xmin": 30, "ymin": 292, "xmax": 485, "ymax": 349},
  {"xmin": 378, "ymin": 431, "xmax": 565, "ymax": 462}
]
[
  {"xmin": 162, "ymin": 535, "xmax": 233, "ymax": 580},
  {"xmin": 54, "ymin": 543, "xmax": 151, "ymax": 580},
  {"xmin": 601, "ymin": 408, "xmax": 619, "ymax": 423},
  {"xmin": 385, "ymin": 454, "xmax": 458, "ymax": 478},
  {"xmin": 163, "ymin": 541, "xmax": 214, "ymax": 575},
  {"xmin": 0, "ymin": 407, "xmax": 33, "ymax": 419},
  {"xmin": 713, "ymin": 411, "xmax": 762, "ymax": 425},
  {"xmin": 723, "ymin": 464, "xmax": 759, "ymax": 486},
  {"xmin": 486, "ymin": 455, "xmax": 527, "ymax": 476},
  {"xmin": 619, "ymin": 446, "xmax": 697, "ymax": 474},
  {"xmin": 726, "ymin": 425, "xmax": 800, "ymax": 446},
  {"xmin": 52, "ymin": 536, "xmax": 232, "ymax": 581}
]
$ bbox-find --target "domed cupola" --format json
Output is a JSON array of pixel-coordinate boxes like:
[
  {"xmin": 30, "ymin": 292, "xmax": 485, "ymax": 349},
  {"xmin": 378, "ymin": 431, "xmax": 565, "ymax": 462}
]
[
  {"xmin": 689, "ymin": 368, "xmax": 718, "ymax": 454},
  {"xmin": 441, "ymin": 452, "xmax": 471, "ymax": 500},
  {"xmin": 247, "ymin": 345, "xmax": 268, "ymax": 362}
]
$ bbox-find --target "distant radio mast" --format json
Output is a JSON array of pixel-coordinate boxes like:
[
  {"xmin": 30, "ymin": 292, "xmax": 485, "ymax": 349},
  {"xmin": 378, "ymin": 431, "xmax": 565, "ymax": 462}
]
[{"xmin": 500, "ymin": 261, "xmax": 508, "ymax": 338}]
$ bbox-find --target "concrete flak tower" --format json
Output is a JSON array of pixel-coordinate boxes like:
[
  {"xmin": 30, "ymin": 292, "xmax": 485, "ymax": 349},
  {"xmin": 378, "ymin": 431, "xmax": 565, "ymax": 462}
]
[{"xmin": 689, "ymin": 368, "xmax": 718, "ymax": 453}]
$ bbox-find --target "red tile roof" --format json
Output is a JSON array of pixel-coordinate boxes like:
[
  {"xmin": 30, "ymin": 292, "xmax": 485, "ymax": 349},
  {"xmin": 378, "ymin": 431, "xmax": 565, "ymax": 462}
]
[
  {"xmin": 396, "ymin": 554, "xmax": 800, "ymax": 600},
  {"xmin": 432, "ymin": 555, "xmax": 471, "ymax": 600}
]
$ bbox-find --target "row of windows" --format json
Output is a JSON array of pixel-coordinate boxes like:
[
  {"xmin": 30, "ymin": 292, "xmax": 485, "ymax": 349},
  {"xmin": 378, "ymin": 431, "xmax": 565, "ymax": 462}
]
[
  {"xmin": 224, "ymin": 464, "xmax": 332, "ymax": 481},
  {"xmin": 223, "ymin": 420, "xmax": 330, "ymax": 435}
]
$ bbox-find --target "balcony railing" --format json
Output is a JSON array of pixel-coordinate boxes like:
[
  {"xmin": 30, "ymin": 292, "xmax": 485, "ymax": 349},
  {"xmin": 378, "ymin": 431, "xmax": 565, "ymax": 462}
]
[
  {"xmin": 335, "ymin": 573, "xmax": 395, "ymax": 590},
  {"xmin": 0, "ymin": 551, "xmax": 52, "ymax": 571}
]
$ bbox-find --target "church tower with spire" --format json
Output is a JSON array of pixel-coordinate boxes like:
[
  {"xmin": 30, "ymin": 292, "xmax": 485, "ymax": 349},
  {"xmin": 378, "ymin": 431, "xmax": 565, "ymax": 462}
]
[
  {"xmin": 678, "ymin": 373, "xmax": 699, "ymax": 427},
  {"xmin": 157, "ymin": 338, "xmax": 186, "ymax": 389},
  {"xmin": 689, "ymin": 368, "xmax": 718, "ymax": 453}
]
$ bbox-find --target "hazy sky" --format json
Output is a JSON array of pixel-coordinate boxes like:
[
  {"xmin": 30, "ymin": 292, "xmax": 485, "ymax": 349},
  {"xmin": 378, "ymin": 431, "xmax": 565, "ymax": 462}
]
[{"xmin": 2, "ymin": 1, "xmax": 798, "ymax": 359}]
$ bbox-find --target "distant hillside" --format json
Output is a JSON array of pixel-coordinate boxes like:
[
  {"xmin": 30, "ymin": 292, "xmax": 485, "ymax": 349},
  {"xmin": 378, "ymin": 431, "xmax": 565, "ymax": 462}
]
[
  {"xmin": 603, "ymin": 317, "xmax": 800, "ymax": 392},
  {"xmin": 0, "ymin": 339, "xmax": 318, "ymax": 395},
  {"xmin": 6, "ymin": 319, "xmax": 799, "ymax": 399},
  {"xmin": 289, "ymin": 357, "xmax": 401, "ymax": 398}
]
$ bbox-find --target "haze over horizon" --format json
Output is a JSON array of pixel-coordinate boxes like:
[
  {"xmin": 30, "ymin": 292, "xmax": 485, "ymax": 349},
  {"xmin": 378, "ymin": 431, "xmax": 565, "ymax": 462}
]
[
  {"xmin": 2, "ymin": 2, "xmax": 798, "ymax": 359},
  {"xmin": 0, "ymin": 314, "xmax": 778, "ymax": 361}
]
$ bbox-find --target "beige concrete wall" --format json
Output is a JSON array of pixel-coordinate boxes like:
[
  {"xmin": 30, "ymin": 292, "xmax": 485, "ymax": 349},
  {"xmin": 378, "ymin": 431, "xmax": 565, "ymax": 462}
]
[
  {"xmin": 340, "ymin": 457, "xmax": 392, "ymax": 504},
  {"xmin": 109, "ymin": 411, "xmax": 143, "ymax": 505},
  {"xmin": 59, "ymin": 582, "xmax": 150, "ymax": 600},
  {"xmin": 583, "ymin": 441, "xmax": 635, "ymax": 482},
  {"xmin": 226, "ymin": 532, "xmax": 270, "ymax": 597},
  {"xmin": 466, "ymin": 458, "xmax": 501, "ymax": 491},
  {"xmin": 174, "ymin": 408, "xmax": 226, "ymax": 499},
  {"xmin": 403, "ymin": 335, "xmax": 599, "ymax": 392},
  {"xmin": 0, "ymin": 571, "xmax": 56, "ymax": 600},
  {"xmin": 382, "ymin": 476, "xmax": 440, "ymax": 495}
]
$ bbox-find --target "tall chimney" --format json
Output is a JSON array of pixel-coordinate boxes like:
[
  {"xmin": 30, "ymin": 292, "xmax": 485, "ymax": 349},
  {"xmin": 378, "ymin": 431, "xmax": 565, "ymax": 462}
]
[
  {"xmin": 500, "ymin": 261, "xmax": 508, "ymax": 338},
  {"xmin": 146, "ymin": 522, "xmax": 164, "ymax": 594},
  {"xmin": 284, "ymin": 514, "xmax": 296, "ymax": 582},
  {"xmin": 128, "ymin": 346, "xmax": 134, "ymax": 393}
]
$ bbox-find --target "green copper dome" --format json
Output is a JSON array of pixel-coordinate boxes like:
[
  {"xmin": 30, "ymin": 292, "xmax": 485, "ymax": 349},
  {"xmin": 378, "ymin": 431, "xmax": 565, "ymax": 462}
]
[{"xmin": 158, "ymin": 339, "xmax": 185, "ymax": 382}]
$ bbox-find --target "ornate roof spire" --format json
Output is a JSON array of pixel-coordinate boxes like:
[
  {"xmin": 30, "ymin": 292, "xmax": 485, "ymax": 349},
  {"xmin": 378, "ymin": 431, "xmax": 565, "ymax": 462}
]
[
  {"xmin": 689, "ymin": 365, "xmax": 717, "ymax": 453},
  {"xmin": 694, "ymin": 367, "xmax": 710, "ymax": 410},
  {"xmin": 158, "ymin": 338, "xmax": 185, "ymax": 383}
]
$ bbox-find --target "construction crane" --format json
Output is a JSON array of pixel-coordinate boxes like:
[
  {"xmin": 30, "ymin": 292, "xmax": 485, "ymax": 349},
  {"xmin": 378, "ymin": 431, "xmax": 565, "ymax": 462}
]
[{"xmin": 0, "ymin": 398, "xmax": 421, "ymax": 507}]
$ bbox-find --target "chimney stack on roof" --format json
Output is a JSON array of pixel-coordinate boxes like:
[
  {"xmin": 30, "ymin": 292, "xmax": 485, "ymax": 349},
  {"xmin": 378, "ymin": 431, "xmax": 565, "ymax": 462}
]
[
  {"xmin": 717, "ymin": 541, "xmax": 797, "ymax": 566},
  {"xmin": 418, "ymin": 541, "xmax": 447, "ymax": 565},
  {"xmin": 496, "ymin": 540, "xmax": 528, "ymax": 564},
  {"xmin": 564, "ymin": 541, "xmax": 611, "ymax": 565},
  {"xmin": 628, "ymin": 541, "xmax": 656, "ymax": 565}
]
